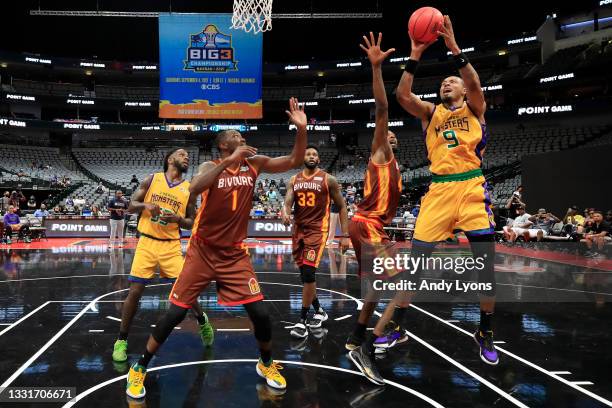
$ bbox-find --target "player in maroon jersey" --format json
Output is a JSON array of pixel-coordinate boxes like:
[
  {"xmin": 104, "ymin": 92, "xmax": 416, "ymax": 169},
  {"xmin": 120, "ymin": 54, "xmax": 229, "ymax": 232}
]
[
  {"xmin": 126, "ymin": 98, "xmax": 307, "ymax": 398},
  {"xmin": 345, "ymin": 33, "xmax": 409, "ymax": 385},
  {"xmin": 281, "ymin": 145, "xmax": 350, "ymax": 339}
]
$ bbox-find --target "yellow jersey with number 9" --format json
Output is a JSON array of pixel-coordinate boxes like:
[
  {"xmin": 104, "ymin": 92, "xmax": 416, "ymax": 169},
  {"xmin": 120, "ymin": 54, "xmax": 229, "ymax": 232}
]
[
  {"xmin": 137, "ymin": 172, "xmax": 190, "ymax": 240},
  {"xmin": 425, "ymin": 102, "xmax": 489, "ymax": 175}
]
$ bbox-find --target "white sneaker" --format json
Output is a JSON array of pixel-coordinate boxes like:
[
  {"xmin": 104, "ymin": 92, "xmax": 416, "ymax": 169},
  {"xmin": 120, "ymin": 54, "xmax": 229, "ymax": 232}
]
[
  {"xmin": 290, "ymin": 322, "xmax": 308, "ymax": 338},
  {"xmin": 307, "ymin": 310, "xmax": 328, "ymax": 328}
]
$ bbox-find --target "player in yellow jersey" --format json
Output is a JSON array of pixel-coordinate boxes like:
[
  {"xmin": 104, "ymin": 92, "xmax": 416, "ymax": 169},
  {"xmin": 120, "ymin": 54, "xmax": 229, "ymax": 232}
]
[
  {"xmin": 365, "ymin": 15, "xmax": 499, "ymax": 377},
  {"xmin": 112, "ymin": 148, "xmax": 213, "ymax": 364}
]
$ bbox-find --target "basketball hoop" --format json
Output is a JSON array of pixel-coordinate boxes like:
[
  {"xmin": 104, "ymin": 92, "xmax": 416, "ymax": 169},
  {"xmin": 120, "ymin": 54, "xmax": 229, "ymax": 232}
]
[{"xmin": 231, "ymin": 0, "xmax": 273, "ymax": 34}]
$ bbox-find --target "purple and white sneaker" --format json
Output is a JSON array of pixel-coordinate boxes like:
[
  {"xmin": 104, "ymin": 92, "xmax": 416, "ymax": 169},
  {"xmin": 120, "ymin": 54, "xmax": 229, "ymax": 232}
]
[
  {"xmin": 373, "ymin": 324, "xmax": 409, "ymax": 353},
  {"xmin": 473, "ymin": 330, "xmax": 499, "ymax": 365}
]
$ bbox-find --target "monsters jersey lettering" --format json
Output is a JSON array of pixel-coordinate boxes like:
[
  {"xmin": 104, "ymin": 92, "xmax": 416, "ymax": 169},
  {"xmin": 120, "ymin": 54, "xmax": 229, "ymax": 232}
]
[
  {"xmin": 425, "ymin": 102, "xmax": 489, "ymax": 175},
  {"xmin": 138, "ymin": 172, "xmax": 190, "ymax": 240}
]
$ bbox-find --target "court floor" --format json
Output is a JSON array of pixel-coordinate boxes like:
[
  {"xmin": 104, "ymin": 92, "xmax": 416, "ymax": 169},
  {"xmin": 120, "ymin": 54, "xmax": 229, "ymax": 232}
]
[{"xmin": 0, "ymin": 238, "xmax": 610, "ymax": 407}]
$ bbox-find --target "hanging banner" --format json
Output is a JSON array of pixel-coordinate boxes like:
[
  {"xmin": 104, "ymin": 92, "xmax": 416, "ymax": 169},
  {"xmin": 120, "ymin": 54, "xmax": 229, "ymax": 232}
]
[{"xmin": 158, "ymin": 13, "xmax": 262, "ymax": 119}]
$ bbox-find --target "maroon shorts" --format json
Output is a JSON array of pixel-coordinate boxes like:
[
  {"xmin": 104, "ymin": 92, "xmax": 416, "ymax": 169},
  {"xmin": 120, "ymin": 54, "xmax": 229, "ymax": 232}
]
[
  {"xmin": 292, "ymin": 225, "xmax": 328, "ymax": 268},
  {"xmin": 349, "ymin": 215, "xmax": 395, "ymax": 274},
  {"xmin": 169, "ymin": 236, "xmax": 263, "ymax": 308}
]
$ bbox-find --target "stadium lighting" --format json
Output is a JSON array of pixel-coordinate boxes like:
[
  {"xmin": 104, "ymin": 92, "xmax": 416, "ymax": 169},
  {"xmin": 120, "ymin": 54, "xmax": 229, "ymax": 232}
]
[
  {"xmin": 561, "ymin": 16, "xmax": 612, "ymax": 29},
  {"xmin": 498, "ymin": 50, "xmax": 507, "ymax": 56},
  {"xmin": 84, "ymin": 70, "xmax": 93, "ymax": 76},
  {"xmin": 317, "ymin": 71, "xmax": 325, "ymax": 77},
  {"xmin": 0, "ymin": 62, "xmax": 6, "ymax": 68}
]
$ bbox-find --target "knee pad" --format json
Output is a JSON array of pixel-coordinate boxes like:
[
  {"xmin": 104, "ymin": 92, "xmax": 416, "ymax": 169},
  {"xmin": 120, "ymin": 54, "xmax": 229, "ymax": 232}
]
[
  {"xmin": 299, "ymin": 264, "xmax": 317, "ymax": 283},
  {"xmin": 244, "ymin": 301, "xmax": 271, "ymax": 343},
  {"xmin": 467, "ymin": 234, "xmax": 496, "ymax": 296},
  {"xmin": 152, "ymin": 304, "xmax": 188, "ymax": 344}
]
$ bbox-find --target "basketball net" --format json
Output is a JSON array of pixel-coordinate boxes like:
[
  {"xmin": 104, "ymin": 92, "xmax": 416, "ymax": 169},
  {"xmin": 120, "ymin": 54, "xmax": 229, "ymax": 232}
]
[{"xmin": 231, "ymin": 0, "xmax": 273, "ymax": 34}]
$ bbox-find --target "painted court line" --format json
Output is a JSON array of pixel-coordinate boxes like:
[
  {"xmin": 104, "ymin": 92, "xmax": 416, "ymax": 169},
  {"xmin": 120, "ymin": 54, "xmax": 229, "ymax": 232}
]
[
  {"xmin": 0, "ymin": 301, "xmax": 50, "ymax": 337},
  {"xmin": 263, "ymin": 282, "xmax": 528, "ymax": 408},
  {"xmin": 60, "ymin": 359, "xmax": 444, "ymax": 408},
  {"xmin": 105, "ymin": 316, "xmax": 121, "ymax": 322},
  {"xmin": 550, "ymin": 371, "xmax": 572, "ymax": 375},
  {"xmin": 0, "ymin": 283, "xmax": 171, "ymax": 392},
  {"xmin": 409, "ymin": 304, "xmax": 612, "ymax": 407},
  {"xmin": 88, "ymin": 330, "xmax": 104, "ymax": 333},
  {"xmin": 334, "ymin": 314, "xmax": 352, "ymax": 321},
  {"xmin": 216, "ymin": 328, "xmax": 250, "ymax": 332},
  {"xmin": 572, "ymin": 381, "xmax": 594, "ymax": 385}
]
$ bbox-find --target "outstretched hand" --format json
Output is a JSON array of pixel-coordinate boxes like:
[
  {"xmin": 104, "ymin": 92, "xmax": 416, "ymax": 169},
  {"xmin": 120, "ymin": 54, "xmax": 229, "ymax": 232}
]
[
  {"xmin": 436, "ymin": 15, "xmax": 460, "ymax": 53},
  {"xmin": 360, "ymin": 32, "xmax": 395, "ymax": 67},
  {"xmin": 285, "ymin": 97, "xmax": 307, "ymax": 128},
  {"xmin": 228, "ymin": 145, "xmax": 258, "ymax": 164}
]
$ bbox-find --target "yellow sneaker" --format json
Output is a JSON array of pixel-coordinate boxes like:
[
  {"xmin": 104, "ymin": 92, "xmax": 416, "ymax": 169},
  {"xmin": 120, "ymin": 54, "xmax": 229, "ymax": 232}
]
[
  {"xmin": 256, "ymin": 359, "xmax": 286, "ymax": 390},
  {"xmin": 126, "ymin": 363, "xmax": 147, "ymax": 399}
]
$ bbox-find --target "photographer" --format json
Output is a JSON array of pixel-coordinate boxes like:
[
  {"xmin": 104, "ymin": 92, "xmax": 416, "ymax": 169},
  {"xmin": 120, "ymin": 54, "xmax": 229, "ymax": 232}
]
[
  {"xmin": 0, "ymin": 191, "xmax": 9, "ymax": 213},
  {"xmin": 505, "ymin": 186, "xmax": 525, "ymax": 218},
  {"xmin": 9, "ymin": 190, "xmax": 26, "ymax": 211},
  {"xmin": 524, "ymin": 208, "xmax": 560, "ymax": 242}
]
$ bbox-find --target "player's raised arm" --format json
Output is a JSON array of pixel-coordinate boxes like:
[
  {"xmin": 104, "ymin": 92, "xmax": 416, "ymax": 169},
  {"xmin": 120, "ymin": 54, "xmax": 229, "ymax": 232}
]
[
  {"xmin": 327, "ymin": 175, "xmax": 350, "ymax": 252},
  {"xmin": 437, "ymin": 15, "xmax": 486, "ymax": 118},
  {"xmin": 360, "ymin": 32, "xmax": 396, "ymax": 160},
  {"xmin": 250, "ymin": 97, "xmax": 307, "ymax": 174},
  {"xmin": 396, "ymin": 37, "xmax": 436, "ymax": 122},
  {"xmin": 189, "ymin": 145, "xmax": 258, "ymax": 196},
  {"xmin": 281, "ymin": 176, "xmax": 296, "ymax": 226},
  {"xmin": 128, "ymin": 174, "xmax": 159, "ymax": 216}
]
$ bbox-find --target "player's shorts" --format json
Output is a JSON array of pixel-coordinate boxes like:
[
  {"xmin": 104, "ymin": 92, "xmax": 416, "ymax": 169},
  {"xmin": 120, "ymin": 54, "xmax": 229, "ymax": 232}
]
[
  {"xmin": 129, "ymin": 235, "xmax": 184, "ymax": 284},
  {"xmin": 349, "ymin": 215, "xmax": 393, "ymax": 272},
  {"xmin": 413, "ymin": 171, "xmax": 494, "ymax": 243},
  {"xmin": 292, "ymin": 225, "xmax": 328, "ymax": 268},
  {"xmin": 169, "ymin": 236, "xmax": 263, "ymax": 308}
]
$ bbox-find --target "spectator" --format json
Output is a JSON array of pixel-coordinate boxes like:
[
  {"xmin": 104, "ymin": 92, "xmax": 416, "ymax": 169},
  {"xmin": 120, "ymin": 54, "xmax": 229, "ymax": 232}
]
[
  {"xmin": 81, "ymin": 201, "xmax": 92, "ymax": 216},
  {"xmin": 9, "ymin": 190, "xmax": 26, "ymax": 210},
  {"xmin": 42, "ymin": 194, "xmax": 53, "ymax": 207},
  {"xmin": 34, "ymin": 204, "xmax": 49, "ymax": 220},
  {"xmin": 95, "ymin": 182, "xmax": 107, "ymax": 194},
  {"xmin": 3, "ymin": 206, "xmax": 31, "ymax": 244},
  {"xmin": 65, "ymin": 197, "xmax": 74, "ymax": 207},
  {"xmin": 266, "ymin": 186, "xmax": 278, "ymax": 201},
  {"xmin": 74, "ymin": 196, "xmax": 86, "ymax": 207},
  {"xmin": 504, "ymin": 206, "xmax": 532, "ymax": 242},
  {"xmin": 581, "ymin": 211, "xmax": 610, "ymax": 257},
  {"xmin": 505, "ymin": 187, "xmax": 525, "ymax": 218},
  {"xmin": 130, "ymin": 174, "xmax": 139, "ymax": 185},
  {"xmin": 524, "ymin": 209, "xmax": 560, "ymax": 242},
  {"xmin": 269, "ymin": 179, "xmax": 277, "ymax": 189},
  {"xmin": 91, "ymin": 205, "xmax": 102, "ymax": 217},
  {"xmin": 562, "ymin": 205, "xmax": 585, "ymax": 235},
  {"xmin": 606, "ymin": 210, "xmax": 612, "ymax": 224},
  {"xmin": 52, "ymin": 206, "xmax": 61, "ymax": 215},
  {"xmin": 0, "ymin": 191, "xmax": 9, "ymax": 213},
  {"xmin": 346, "ymin": 183, "xmax": 356, "ymax": 204},
  {"xmin": 27, "ymin": 195, "xmax": 37, "ymax": 210},
  {"xmin": 411, "ymin": 204, "xmax": 421, "ymax": 218},
  {"xmin": 107, "ymin": 190, "xmax": 128, "ymax": 248}
]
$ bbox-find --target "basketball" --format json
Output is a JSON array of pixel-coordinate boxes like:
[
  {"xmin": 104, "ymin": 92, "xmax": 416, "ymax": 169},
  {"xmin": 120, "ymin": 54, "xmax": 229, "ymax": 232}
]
[{"xmin": 408, "ymin": 6, "xmax": 444, "ymax": 43}]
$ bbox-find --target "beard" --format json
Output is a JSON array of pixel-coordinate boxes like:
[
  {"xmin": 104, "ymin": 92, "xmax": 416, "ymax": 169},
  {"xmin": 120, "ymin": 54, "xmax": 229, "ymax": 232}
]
[
  {"xmin": 304, "ymin": 161, "xmax": 318, "ymax": 169},
  {"xmin": 174, "ymin": 160, "xmax": 188, "ymax": 174}
]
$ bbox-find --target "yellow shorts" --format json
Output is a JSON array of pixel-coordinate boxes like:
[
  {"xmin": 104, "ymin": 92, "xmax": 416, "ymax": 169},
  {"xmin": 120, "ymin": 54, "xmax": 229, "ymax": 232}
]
[
  {"xmin": 413, "ymin": 172, "xmax": 494, "ymax": 243},
  {"xmin": 129, "ymin": 236, "xmax": 184, "ymax": 283}
]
